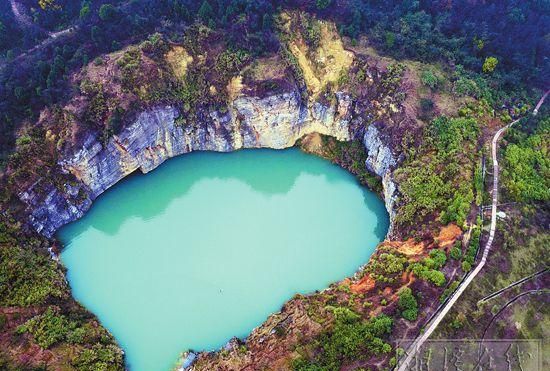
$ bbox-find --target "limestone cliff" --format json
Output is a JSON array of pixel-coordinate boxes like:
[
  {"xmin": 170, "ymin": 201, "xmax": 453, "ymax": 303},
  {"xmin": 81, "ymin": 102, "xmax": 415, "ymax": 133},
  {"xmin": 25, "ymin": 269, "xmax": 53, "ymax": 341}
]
[
  {"xmin": 363, "ymin": 123, "xmax": 398, "ymax": 235},
  {"xmin": 19, "ymin": 90, "xmax": 399, "ymax": 238}
]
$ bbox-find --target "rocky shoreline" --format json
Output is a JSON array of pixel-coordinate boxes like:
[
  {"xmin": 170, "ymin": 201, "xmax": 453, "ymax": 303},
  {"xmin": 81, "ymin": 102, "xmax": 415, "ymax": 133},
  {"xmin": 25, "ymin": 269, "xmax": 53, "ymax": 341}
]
[{"xmin": 19, "ymin": 90, "xmax": 399, "ymax": 240}]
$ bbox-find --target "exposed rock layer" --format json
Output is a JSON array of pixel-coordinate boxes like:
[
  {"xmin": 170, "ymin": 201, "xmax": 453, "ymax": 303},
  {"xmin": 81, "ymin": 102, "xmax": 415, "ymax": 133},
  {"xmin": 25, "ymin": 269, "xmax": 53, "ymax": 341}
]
[
  {"xmin": 363, "ymin": 123, "xmax": 398, "ymax": 235},
  {"xmin": 19, "ymin": 91, "xmax": 398, "ymax": 238}
]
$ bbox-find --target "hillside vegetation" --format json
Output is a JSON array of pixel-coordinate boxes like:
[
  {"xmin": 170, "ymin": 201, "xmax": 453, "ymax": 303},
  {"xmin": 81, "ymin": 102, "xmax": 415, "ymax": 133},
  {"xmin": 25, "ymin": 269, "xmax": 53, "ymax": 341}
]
[{"xmin": 0, "ymin": 1, "xmax": 548, "ymax": 371}]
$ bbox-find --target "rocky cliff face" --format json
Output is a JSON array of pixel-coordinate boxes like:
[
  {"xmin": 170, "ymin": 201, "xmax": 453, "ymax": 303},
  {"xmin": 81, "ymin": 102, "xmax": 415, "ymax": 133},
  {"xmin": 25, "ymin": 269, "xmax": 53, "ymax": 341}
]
[
  {"xmin": 19, "ymin": 90, "xmax": 399, "ymax": 238},
  {"xmin": 363, "ymin": 123, "xmax": 398, "ymax": 234}
]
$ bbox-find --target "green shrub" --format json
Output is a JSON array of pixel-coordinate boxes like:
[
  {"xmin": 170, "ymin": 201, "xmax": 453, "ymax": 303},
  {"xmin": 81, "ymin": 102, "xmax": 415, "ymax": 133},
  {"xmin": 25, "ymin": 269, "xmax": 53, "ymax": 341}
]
[
  {"xmin": 461, "ymin": 225, "xmax": 481, "ymax": 269},
  {"xmin": 17, "ymin": 307, "xmax": 73, "ymax": 349},
  {"xmin": 367, "ymin": 252, "xmax": 407, "ymax": 283},
  {"xmin": 450, "ymin": 245, "xmax": 462, "ymax": 260},
  {"xmin": 409, "ymin": 262, "xmax": 446, "ymax": 287},
  {"xmin": 396, "ymin": 113, "xmax": 480, "ymax": 226},
  {"xmin": 482, "ymin": 57, "xmax": 498, "ymax": 73},
  {"xmin": 450, "ymin": 314, "xmax": 465, "ymax": 329},
  {"xmin": 71, "ymin": 344, "xmax": 124, "ymax": 371},
  {"xmin": 215, "ymin": 49, "xmax": 249, "ymax": 75},
  {"xmin": 316, "ymin": 0, "xmax": 332, "ymax": 10},
  {"xmin": 385, "ymin": 31, "xmax": 396, "ymax": 48},
  {"xmin": 80, "ymin": 81, "xmax": 108, "ymax": 126},
  {"xmin": 98, "ymin": 4, "xmax": 117, "ymax": 22},
  {"xmin": 420, "ymin": 69, "xmax": 441, "ymax": 90},
  {"xmin": 429, "ymin": 116, "xmax": 479, "ymax": 161},
  {"xmin": 440, "ymin": 280, "xmax": 460, "ymax": 303},
  {"xmin": 117, "ymin": 47, "xmax": 142, "ymax": 90},
  {"xmin": 502, "ymin": 117, "xmax": 550, "ymax": 202},
  {"xmin": 80, "ymin": 3, "xmax": 91, "ymax": 19},
  {"xmin": 293, "ymin": 308, "xmax": 393, "ymax": 370},
  {"xmin": 424, "ymin": 269, "xmax": 446, "ymax": 286},
  {"xmin": 398, "ymin": 287, "xmax": 418, "ymax": 321},
  {"xmin": 382, "ymin": 63, "xmax": 406, "ymax": 90},
  {"xmin": 420, "ymin": 98, "xmax": 434, "ymax": 112},
  {"xmin": 396, "ymin": 162, "xmax": 449, "ymax": 223},
  {"xmin": 441, "ymin": 188, "xmax": 473, "ymax": 226},
  {"xmin": 15, "ymin": 135, "xmax": 32, "ymax": 147},
  {"xmin": 67, "ymin": 326, "xmax": 88, "ymax": 344},
  {"xmin": 0, "ymin": 243, "xmax": 67, "ymax": 306},
  {"xmin": 321, "ymin": 309, "xmax": 392, "ymax": 367},
  {"xmin": 428, "ymin": 249, "xmax": 447, "ymax": 269},
  {"xmin": 198, "ymin": 1, "xmax": 214, "ymax": 23},
  {"xmin": 461, "ymin": 261, "xmax": 472, "ymax": 272}
]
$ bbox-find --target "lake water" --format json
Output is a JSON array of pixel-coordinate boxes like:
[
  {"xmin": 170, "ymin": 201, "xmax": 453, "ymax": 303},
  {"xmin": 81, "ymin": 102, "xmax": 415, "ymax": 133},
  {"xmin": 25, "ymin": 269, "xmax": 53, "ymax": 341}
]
[{"xmin": 59, "ymin": 148, "xmax": 388, "ymax": 371}]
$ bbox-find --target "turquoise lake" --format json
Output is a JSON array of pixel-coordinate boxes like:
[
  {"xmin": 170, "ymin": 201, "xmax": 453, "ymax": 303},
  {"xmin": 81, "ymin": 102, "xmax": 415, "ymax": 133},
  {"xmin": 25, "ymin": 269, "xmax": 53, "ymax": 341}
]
[{"xmin": 59, "ymin": 148, "xmax": 388, "ymax": 371}]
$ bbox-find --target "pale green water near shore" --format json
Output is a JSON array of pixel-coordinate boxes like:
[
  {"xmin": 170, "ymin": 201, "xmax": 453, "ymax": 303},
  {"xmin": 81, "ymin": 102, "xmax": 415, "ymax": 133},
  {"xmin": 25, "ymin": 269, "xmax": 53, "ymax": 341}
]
[{"xmin": 59, "ymin": 148, "xmax": 388, "ymax": 371}]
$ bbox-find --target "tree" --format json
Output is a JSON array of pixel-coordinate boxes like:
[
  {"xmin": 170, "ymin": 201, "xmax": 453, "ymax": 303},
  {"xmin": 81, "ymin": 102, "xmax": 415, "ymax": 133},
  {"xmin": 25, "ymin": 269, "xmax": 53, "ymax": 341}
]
[
  {"xmin": 420, "ymin": 69, "xmax": 440, "ymax": 90},
  {"xmin": 385, "ymin": 31, "xmax": 396, "ymax": 48},
  {"xmin": 461, "ymin": 261, "xmax": 472, "ymax": 272},
  {"xmin": 450, "ymin": 243, "xmax": 462, "ymax": 260},
  {"xmin": 473, "ymin": 37, "xmax": 484, "ymax": 51},
  {"xmin": 0, "ymin": 21, "xmax": 6, "ymax": 48},
  {"xmin": 482, "ymin": 57, "xmax": 498, "ymax": 73},
  {"xmin": 262, "ymin": 14, "xmax": 272, "ymax": 30},
  {"xmin": 441, "ymin": 190, "xmax": 473, "ymax": 226},
  {"xmin": 99, "ymin": 4, "xmax": 117, "ymax": 22},
  {"xmin": 46, "ymin": 55, "xmax": 65, "ymax": 88},
  {"xmin": 198, "ymin": 1, "xmax": 214, "ymax": 24},
  {"xmin": 38, "ymin": 0, "xmax": 58, "ymax": 10},
  {"xmin": 428, "ymin": 249, "xmax": 447, "ymax": 269},
  {"xmin": 398, "ymin": 287, "xmax": 418, "ymax": 321},
  {"xmin": 91, "ymin": 26, "xmax": 102, "ymax": 45},
  {"xmin": 316, "ymin": 0, "xmax": 332, "ymax": 10},
  {"xmin": 80, "ymin": 2, "xmax": 91, "ymax": 19},
  {"xmin": 424, "ymin": 269, "xmax": 446, "ymax": 286},
  {"xmin": 502, "ymin": 121, "xmax": 550, "ymax": 202}
]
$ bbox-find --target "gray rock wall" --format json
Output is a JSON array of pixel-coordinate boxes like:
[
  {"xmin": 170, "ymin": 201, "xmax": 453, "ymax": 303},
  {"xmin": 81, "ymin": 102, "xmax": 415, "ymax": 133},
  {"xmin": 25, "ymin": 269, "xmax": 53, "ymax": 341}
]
[
  {"xmin": 362, "ymin": 124, "xmax": 398, "ymax": 235},
  {"xmin": 19, "ymin": 91, "xmax": 399, "ymax": 238}
]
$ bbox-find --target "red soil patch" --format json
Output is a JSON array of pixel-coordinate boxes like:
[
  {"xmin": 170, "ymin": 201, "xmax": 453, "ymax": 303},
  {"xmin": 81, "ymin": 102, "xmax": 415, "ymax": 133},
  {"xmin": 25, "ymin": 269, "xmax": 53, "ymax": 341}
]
[
  {"xmin": 381, "ymin": 239, "xmax": 426, "ymax": 259},
  {"xmin": 435, "ymin": 223, "xmax": 462, "ymax": 250},
  {"xmin": 401, "ymin": 271, "xmax": 414, "ymax": 284},
  {"xmin": 350, "ymin": 274, "xmax": 376, "ymax": 294}
]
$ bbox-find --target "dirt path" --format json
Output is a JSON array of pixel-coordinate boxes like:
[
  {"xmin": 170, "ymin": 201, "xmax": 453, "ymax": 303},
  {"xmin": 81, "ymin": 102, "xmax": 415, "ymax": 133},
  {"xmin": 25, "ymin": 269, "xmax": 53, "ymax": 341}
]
[{"xmin": 2, "ymin": 1, "xmax": 77, "ymax": 68}]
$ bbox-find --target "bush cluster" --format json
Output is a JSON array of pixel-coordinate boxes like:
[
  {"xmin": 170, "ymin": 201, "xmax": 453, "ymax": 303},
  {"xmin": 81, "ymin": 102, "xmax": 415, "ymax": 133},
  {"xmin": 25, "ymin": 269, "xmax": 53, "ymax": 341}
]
[
  {"xmin": 398, "ymin": 287, "xmax": 418, "ymax": 321},
  {"xmin": 408, "ymin": 249, "xmax": 448, "ymax": 287},
  {"xmin": 293, "ymin": 307, "xmax": 393, "ymax": 370}
]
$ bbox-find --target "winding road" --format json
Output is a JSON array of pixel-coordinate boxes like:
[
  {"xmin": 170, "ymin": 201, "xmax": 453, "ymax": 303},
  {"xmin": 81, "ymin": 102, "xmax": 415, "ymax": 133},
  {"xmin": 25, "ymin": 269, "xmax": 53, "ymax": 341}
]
[{"xmin": 396, "ymin": 91, "xmax": 549, "ymax": 370}]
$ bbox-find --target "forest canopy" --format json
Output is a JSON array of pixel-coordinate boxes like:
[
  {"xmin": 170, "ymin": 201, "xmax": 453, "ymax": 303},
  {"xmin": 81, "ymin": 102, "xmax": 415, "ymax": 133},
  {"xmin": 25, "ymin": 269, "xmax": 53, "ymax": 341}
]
[{"xmin": 0, "ymin": 0, "xmax": 548, "ymax": 163}]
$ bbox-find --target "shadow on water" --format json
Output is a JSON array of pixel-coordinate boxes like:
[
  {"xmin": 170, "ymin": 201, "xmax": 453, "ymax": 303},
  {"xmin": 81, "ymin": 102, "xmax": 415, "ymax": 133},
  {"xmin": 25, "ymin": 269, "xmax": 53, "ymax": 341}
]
[
  {"xmin": 58, "ymin": 148, "xmax": 388, "ymax": 242},
  {"xmin": 371, "ymin": 201, "xmax": 389, "ymax": 241}
]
